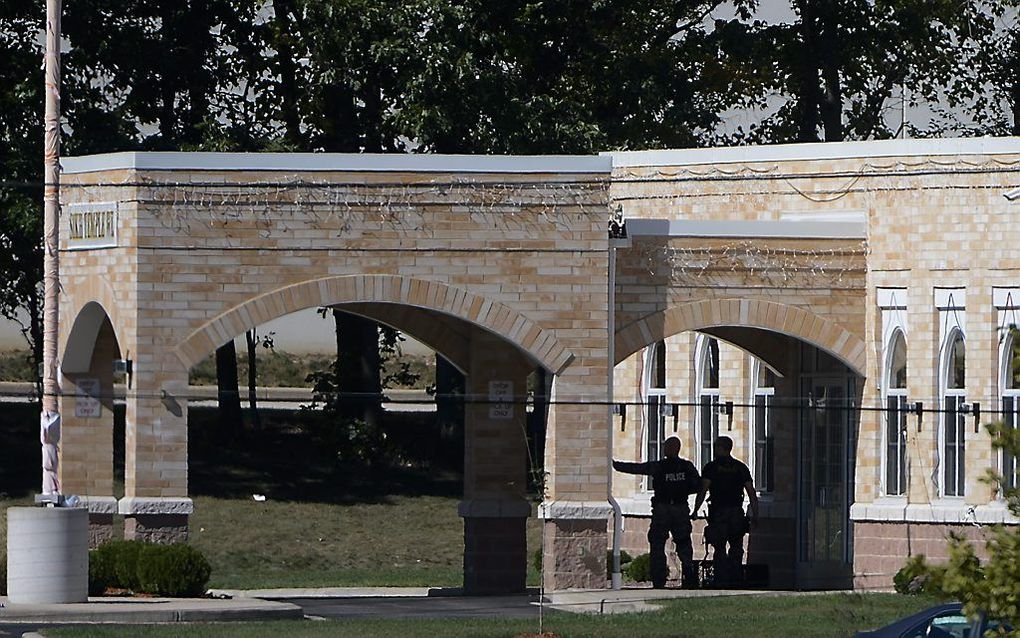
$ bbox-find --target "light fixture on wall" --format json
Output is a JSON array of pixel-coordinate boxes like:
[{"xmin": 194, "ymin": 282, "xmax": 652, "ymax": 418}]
[
  {"xmin": 913, "ymin": 401, "xmax": 924, "ymax": 432},
  {"xmin": 971, "ymin": 402, "xmax": 981, "ymax": 433}
]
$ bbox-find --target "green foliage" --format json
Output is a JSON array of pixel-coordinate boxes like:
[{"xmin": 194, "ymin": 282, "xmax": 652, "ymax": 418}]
[
  {"xmin": 136, "ymin": 544, "xmax": 212, "ymax": 597},
  {"xmin": 0, "ymin": 350, "xmax": 36, "ymax": 382},
  {"xmin": 110, "ymin": 540, "xmax": 146, "ymax": 592},
  {"xmin": 0, "ymin": 551, "xmax": 6, "ymax": 595},
  {"xmin": 893, "ymin": 555, "xmax": 946, "ymax": 596},
  {"xmin": 88, "ymin": 543, "xmax": 119, "ymax": 596},
  {"xmin": 927, "ymin": 422, "xmax": 1020, "ymax": 636},
  {"xmin": 607, "ymin": 549, "xmax": 633, "ymax": 578},
  {"xmin": 624, "ymin": 553, "xmax": 651, "ymax": 583},
  {"xmin": 87, "ymin": 541, "xmax": 211, "ymax": 597}
]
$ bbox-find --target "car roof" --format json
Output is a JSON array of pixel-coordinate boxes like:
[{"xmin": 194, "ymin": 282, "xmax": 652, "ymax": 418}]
[{"xmin": 857, "ymin": 603, "xmax": 964, "ymax": 638}]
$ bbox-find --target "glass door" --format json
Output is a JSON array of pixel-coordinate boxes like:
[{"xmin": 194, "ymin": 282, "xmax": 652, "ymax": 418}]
[{"xmin": 797, "ymin": 377, "xmax": 854, "ymax": 589}]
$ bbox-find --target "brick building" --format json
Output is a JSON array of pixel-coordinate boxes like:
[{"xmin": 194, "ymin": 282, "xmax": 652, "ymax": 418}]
[{"xmin": 57, "ymin": 137, "xmax": 1019, "ymax": 592}]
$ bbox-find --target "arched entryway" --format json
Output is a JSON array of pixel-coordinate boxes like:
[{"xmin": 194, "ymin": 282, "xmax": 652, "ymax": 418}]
[{"xmin": 613, "ymin": 300, "xmax": 865, "ymax": 590}]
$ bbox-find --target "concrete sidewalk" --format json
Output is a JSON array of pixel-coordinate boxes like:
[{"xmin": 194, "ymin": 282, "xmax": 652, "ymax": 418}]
[
  {"xmin": 0, "ymin": 586, "xmax": 811, "ymax": 624},
  {"xmin": 0, "ymin": 595, "xmax": 303, "ymax": 624}
]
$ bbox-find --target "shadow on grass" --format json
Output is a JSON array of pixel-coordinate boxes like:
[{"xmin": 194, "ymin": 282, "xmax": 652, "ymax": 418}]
[
  {"xmin": 188, "ymin": 406, "xmax": 464, "ymax": 505},
  {"xmin": 0, "ymin": 401, "xmax": 465, "ymax": 504}
]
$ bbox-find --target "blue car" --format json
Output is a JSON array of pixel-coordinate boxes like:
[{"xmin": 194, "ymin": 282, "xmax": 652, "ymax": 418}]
[{"xmin": 855, "ymin": 602, "xmax": 1012, "ymax": 638}]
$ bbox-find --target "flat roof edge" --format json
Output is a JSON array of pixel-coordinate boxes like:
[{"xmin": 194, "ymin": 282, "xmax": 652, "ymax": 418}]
[
  {"xmin": 608, "ymin": 137, "xmax": 1020, "ymax": 168},
  {"xmin": 626, "ymin": 219, "xmax": 867, "ymax": 240},
  {"xmin": 61, "ymin": 152, "xmax": 612, "ymax": 175}
]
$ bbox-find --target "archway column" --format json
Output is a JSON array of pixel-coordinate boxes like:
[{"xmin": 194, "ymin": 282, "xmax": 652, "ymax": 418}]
[
  {"xmin": 459, "ymin": 329, "xmax": 532, "ymax": 595},
  {"xmin": 540, "ymin": 362, "xmax": 611, "ymax": 590},
  {"xmin": 119, "ymin": 352, "xmax": 192, "ymax": 543}
]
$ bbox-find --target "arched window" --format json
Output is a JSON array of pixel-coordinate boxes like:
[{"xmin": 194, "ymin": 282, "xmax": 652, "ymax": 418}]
[
  {"xmin": 884, "ymin": 330, "xmax": 908, "ymax": 497},
  {"xmin": 751, "ymin": 359, "xmax": 775, "ymax": 493},
  {"xmin": 941, "ymin": 330, "xmax": 967, "ymax": 497},
  {"xmin": 643, "ymin": 340, "xmax": 667, "ymax": 476},
  {"xmin": 695, "ymin": 336, "xmax": 720, "ymax": 467},
  {"xmin": 1001, "ymin": 327, "xmax": 1020, "ymax": 491}
]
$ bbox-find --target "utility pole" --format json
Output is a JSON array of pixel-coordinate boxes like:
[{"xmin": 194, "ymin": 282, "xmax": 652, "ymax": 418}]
[{"xmin": 40, "ymin": 0, "xmax": 63, "ymax": 498}]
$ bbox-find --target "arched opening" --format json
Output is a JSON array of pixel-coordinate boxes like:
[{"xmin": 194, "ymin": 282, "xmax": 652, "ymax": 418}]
[
  {"xmin": 59, "ymin": 301, "xmax": 125, "ymax": 547},
  {"xmin": 177, "ymin": 283, "xmax": 557, "ymax": 595},
  {"xmin": 616, "ymin": 319, "xmax": 862, "ymax": 591}
]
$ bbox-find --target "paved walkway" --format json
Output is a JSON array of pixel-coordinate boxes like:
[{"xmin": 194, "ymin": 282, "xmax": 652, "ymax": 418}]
[{"xmin": 0, "ymin": 586, "xmax": 813, "ymax": 627}]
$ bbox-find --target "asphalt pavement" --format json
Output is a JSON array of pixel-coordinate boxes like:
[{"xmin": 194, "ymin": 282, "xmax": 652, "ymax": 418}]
[{"xmin": 291, "ymin": 594, "xmax": 542, "ymax": 620}]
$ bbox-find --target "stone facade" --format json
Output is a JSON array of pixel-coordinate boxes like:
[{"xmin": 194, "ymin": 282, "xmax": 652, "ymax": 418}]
[{"xmin": 56, "ymin": 139, "xmax": 1020, "ymax": 591}]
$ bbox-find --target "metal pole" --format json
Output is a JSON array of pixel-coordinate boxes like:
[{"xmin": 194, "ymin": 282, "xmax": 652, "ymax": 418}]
[{"xmin": 40, "ymin": 0, "xmax": 63, "ymax": 497}]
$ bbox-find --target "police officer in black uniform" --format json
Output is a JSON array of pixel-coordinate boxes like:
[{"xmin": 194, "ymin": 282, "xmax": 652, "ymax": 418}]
[
  {"xmin": 693, "ymin": 435, "xmax": 759, "ymax": 587},
  {"xmin": 613, "ymin": 436, "xmax": 700, "ymax": 589}
]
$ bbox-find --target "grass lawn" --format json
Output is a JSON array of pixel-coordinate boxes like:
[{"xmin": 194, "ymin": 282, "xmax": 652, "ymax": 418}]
[
  {"xmin": 190, "ymin": 494, "xmax": 542, "ymax": 589},
  {"xmin": 45, "ymin": 593, "xmax": 939, "ymax": 638},
  {"xmin": 1, "ymin": 401, "xmax": 543, "ymax": 589}
]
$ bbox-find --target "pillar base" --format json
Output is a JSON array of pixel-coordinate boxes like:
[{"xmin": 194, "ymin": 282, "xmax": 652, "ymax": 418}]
[
  {"xmin": 459, "ymin": 499, "xmax": 530, "ymax": 595},
  {"xmin": 119, "ymin": 497, "xmax": 193, "ymax": 544},
  {"xmin": 539, "ymin": 501, "xmax": 612, "ymax": 590},
  {"xmin": 78, "ymin": 496, "xmax": 119, "ymax": 548}
]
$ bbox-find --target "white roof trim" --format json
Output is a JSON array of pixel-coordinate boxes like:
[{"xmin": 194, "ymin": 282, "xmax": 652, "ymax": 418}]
[
  {"xmin": 608, "ymin": 137, "xmax": 1020, "ymax": 168},
  {"xmin": 625, "ymin": 218, "xmax": 866, "ymax": 239},
  {"xmin": 61, "ymin": 152, "xmax": 613, "ymax": 175}
]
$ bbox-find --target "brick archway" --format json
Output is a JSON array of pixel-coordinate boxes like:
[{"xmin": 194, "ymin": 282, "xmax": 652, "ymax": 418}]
[
  {"xmin": 173, "ymin": 274, "xmax": 575, "ymax": 374},
  {"xmin": 615, "ymin": 298, "xmax": 866, "ymax": 375}
]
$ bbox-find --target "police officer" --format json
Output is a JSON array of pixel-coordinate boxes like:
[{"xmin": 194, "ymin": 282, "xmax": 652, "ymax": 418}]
[
  {"xmin": 613, "ymin": 436, "xmax": 700, "ymax": 589},
  {"xmin": 693, "ymin": 436, "xmax": 759, "ymax": 587}
]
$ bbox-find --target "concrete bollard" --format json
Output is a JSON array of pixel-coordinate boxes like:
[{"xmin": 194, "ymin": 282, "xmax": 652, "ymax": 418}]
[{"xmin": 6, "ymin": 507, "xmax": 89, "ymax": 604}]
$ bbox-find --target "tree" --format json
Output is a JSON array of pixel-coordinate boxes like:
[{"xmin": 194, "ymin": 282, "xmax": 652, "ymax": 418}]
[
  {"xmin": 936, "ymin": 424, "xmax": 1020, "ymax": 635},
  {"xmin": 712, "ymin": 0, "xmax": 1002, "ymax": 143}
]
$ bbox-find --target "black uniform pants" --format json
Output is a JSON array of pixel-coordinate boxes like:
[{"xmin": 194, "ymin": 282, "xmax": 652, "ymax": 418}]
[
  {"xmin": 647, "ymin": 502, "xmax": 694, "ymax": 587},
  {"xmin": 705, "ymin": 505, "xmax": 748, "ymax": 585}
]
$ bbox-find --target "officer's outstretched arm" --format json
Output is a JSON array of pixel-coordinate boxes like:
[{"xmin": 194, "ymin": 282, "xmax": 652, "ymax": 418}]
[{"xmin": 612, "ymin": 460, "xmax": 654, "ymax": 475}]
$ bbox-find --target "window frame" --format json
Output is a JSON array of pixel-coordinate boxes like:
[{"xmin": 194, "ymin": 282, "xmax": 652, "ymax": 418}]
[
  {"xmin": 750, "ymin": 358, "xmax": 775, "ymax": 494},
  {"xmin": 642, "ymin": 340, "xmax": 667, "ymax": 492},
  {"xmin": 694, "ymin": 335, "xmax": 720, "ymax": 469},
  {"xmin": 883, "ymin": 329, "xmax": 909, "ymax": 498},
  {"xmin": 1000, "ymin": 327, "xmax": 1019, "ymax": 493},
  {"xmin": 940, "ymin": 328, "xmax": 967, "ymax": 498}
]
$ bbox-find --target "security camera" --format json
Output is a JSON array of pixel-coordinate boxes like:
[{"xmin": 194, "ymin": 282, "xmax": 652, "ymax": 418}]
[{"xmin": 1005, "ymin": 186, "xmax": 1020, "ymax": 202}]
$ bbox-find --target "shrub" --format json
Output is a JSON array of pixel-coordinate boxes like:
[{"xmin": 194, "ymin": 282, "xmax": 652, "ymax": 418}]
[
  {"xmin": 624, "ymin": 553, "xmax": 651, "ymax": 582},
  {"xmin": 0, "ymin": 552, "xmax": 6, "ymax": 596},
  {"xmin": 88, "ymin": 543, "xmax": 119, "ymax": 596},
  {"xmin": 109, "ymin": 540, "xmax": 146, "ymax": 592},
  {"xmin": 136, "ymin": 544, "xmax": 212, "ymax": 597},
  {"xmin": 894, "ymin": 555, "xmax": 946, "ymax": 596},
  {"xmin": 606, "ymin": 549, "xmax": 633, "ymax": 578}
]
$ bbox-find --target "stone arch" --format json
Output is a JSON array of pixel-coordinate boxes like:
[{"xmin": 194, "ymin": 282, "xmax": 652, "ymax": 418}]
[
  {"xmin": 615, "ymin": 298, "xmax": 866, "ymax": 375},
  {"xmin": 174, "ymin": 274, "xmax": 574, "ymax": 374},
  {"xmin": 62, "ymin": 301, "xmax": 122, "ymax": 374}
]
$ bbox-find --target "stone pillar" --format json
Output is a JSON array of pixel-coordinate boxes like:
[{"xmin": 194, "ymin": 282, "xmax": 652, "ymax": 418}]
[
  {"xmin": 541, "ymin": 362, "xmax": 612, "ymax": 590},
  {"xmin": 122, "ymin": 356, "xmax": 192, "ymax": 543},
  {"xmin": 539, "ymin": 500, "xmax": 612, "ymax": 589},
  {"xmin": 460, "ymin": 329, "xmax": 532, "ymax": 595}
]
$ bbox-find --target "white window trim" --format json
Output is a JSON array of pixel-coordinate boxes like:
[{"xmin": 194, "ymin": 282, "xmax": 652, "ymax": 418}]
[
  {"xmin": 694, "ymin": 335, "xmax": 720, "ymax": 469},
  {"xmin": 641, "ymin": 342, "xmax": 667, "ymax": 492},
  {"xmin": 1000, "ymin": 325, "xmax": 1019, "ymax": 494},
  {"xmin": 882, "ymin": 328, "xmax": 908, "ymax": 498},
  {"xmin": 749, "ymin": 358, "xmax": 774, "ymax": 494},
  {"xmin": 939, "ymin": 323, "xmax": 967, "ymax": 499}
]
